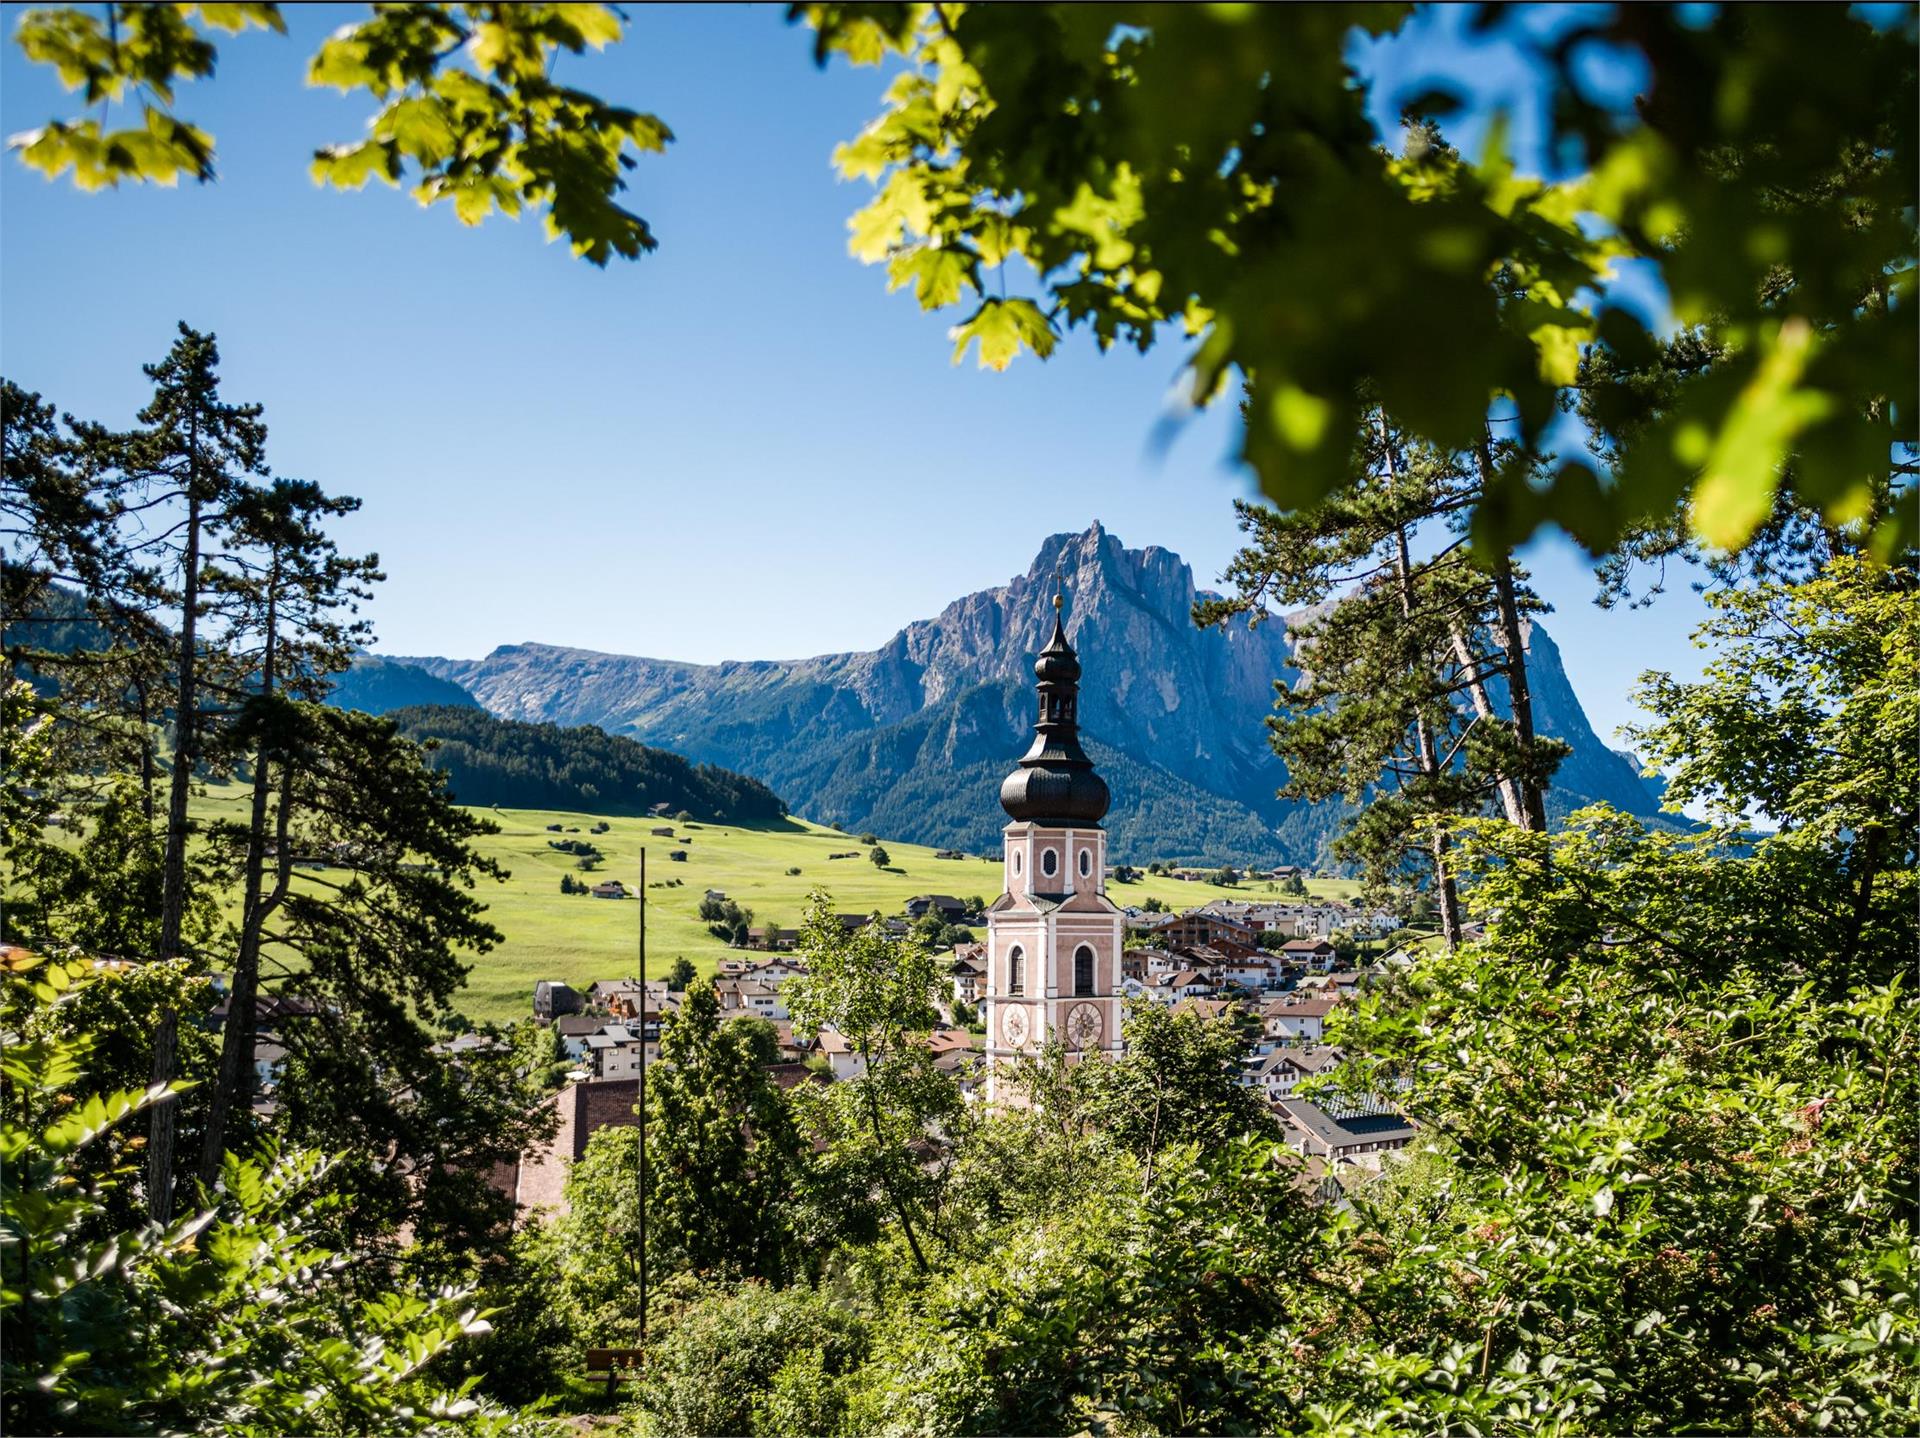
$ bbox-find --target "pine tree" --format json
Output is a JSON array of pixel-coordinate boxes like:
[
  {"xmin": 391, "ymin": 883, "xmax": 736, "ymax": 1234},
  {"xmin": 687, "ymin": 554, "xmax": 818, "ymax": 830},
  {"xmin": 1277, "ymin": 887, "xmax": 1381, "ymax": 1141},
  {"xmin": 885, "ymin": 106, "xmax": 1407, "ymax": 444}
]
[
  {"xmin": 1197, "ymin": 398, "xmax": 1568, "ymax": 944},
  {"xmin": 116, "ymin": 324, "xmax": 270, "ymax": 1220},
  {"xmin": 196, "ymin": 478, "xmax": 380, "ymax": 1186}
]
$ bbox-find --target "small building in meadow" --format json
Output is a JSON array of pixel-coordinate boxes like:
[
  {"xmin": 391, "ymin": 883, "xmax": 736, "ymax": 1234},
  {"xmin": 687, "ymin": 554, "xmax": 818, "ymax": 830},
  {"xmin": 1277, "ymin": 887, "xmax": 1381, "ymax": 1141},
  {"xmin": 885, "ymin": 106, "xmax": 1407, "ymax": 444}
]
[
  {"xmin": 533, "ymin": 979, "xmax": 585, "ymax": 1022},
  {"xmin": 591, "ymin": 880, "xmax": 629, "ymax": 900}
]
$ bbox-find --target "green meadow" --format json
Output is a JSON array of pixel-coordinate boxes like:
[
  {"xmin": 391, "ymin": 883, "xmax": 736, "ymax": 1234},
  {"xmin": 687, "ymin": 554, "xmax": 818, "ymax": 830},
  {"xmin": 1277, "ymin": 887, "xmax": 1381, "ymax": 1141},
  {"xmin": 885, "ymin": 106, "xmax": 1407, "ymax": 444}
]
[{"xmin": 178, "ymin": 785, "xmax": 1356, "ymax": 1025}]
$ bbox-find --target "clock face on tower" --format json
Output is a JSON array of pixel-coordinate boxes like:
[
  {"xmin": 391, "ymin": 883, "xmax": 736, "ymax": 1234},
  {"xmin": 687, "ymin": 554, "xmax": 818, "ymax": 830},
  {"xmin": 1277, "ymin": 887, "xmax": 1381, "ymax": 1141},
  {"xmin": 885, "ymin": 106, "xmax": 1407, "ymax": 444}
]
[
  {"xmin": 1066, "ymin": 1002, "xmax": 1102, "ymax": 1052},
  {"xmin": 1000, "ymin": 1004, "xmax": 1030, "ymax": 1050}
]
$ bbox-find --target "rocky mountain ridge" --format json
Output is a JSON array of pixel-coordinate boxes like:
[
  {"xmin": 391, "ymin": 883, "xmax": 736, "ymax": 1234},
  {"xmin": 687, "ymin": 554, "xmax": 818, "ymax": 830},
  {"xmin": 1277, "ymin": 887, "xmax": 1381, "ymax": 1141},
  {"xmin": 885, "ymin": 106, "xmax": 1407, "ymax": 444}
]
[{"xmin": 390, "ymin": 523, "xmax": 1662, "ymax": 863}]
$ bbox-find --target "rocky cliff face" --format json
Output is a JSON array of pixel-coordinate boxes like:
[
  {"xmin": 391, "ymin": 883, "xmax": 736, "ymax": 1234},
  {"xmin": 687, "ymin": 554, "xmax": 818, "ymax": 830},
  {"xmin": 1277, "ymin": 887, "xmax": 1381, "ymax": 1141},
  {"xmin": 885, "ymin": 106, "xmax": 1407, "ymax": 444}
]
[{"xmin": 396, "ymin": 523, "xmax": 1661, "ymax": 863}]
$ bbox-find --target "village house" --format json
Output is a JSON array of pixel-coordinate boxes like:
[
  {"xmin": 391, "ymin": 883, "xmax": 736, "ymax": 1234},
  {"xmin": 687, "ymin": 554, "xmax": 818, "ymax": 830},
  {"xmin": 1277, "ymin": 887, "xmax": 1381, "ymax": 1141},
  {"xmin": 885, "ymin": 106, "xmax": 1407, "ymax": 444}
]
[
  {"xmin": 590, "ymin": 879, "xmax": 629, "ymax": 900},
  {"xmin": 1285, "ymin": 905, "xmax": 1342, "ymax": 938},
  {"xmin": 1243, "ymin": 1043, "xmax": 1344, "ymax": 1101},
  {"xmin": 1144, "ymin": 910, "xmax": 1259, "ymax": 950},
  {"xmin": 905, "ymin": 894, "xmax": 972, "ymax": 922},
  {"xmin": 1263, "ymin": 993, "xmax": 1341, "ymax": 1043},
  {"xmin": 1277, "ymin": 1097, "xmax": 1419, "ymax": 1166},
  {"xmin": 1217, "ymin": 951, "xmax": 1285, "ymax": 990},
  {"xmin": 746, "ymin": 955, "xmax": 808, "ymax": 986},
  {"xmin": 587, "ymin": 978, "xmax": 673, "ymax": 1020},
  {"xmin": 253, "ymin": 1038, "xmax": 288, "ymax": 1096},
  {"xmin": 1194, "ymin": 898, "xmax": 1301, "ymax": 935},
  {"xmin": 553, "ymin": 1013, "xmax": 602, "ymax": 1064},
  {"xmin": 744, "ymin": 926, "xmax": 801, "ymax": 951},
  {"xmin": 768, "ymin": 1020, "xmax": 812, "ymax": 1063},
  {"xmin": 1146, "ymin": 968, "xmax": 1219, "ymax": 1005},
  {"xmin": 950, "ymin": 945, "xmax": 987, "ymax": 1006},
  {"xmin": 718, "ymin": 954, "xmax": 807, "ymax": 985},
  {"xmin": 814, "ymin": 1026, "xmax": 864, "ymax": 1082},
  {"xmin": 509, "ymin": 1077, "xmax": 641, "ymax": 1219},
  {"xmin": 585, "ymin": 1025, "xmax": 649, "ymax": 1079},
  {"xmin": 715, "ymin": 977, "xmax": 788, "ymax": 1022},
  {"xmin": 1281, "ymin": 937, "xmax": 1339, "ymax": 972},
  {"xmin": 926, "ymin": 1027, "xmax": 984, "ymax": 1097},
  {"xmin": 533, "ymin": 979, "xmax": 585, "ymax": 1022},
  {"xmin": 1171, "ymin": 996, "xmax": 1238, "ymax": 1024},
  {"xmin": 1168, "ymin": 942, "xmax": 1232, "ymax": 973}
]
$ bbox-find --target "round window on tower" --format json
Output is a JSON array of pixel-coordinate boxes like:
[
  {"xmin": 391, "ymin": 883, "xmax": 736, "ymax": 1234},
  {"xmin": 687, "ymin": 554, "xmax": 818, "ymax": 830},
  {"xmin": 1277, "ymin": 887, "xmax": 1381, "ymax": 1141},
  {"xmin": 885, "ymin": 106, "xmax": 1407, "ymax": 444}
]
[
  {"xmin": 1079, "ymin": 848, "xmax": 1092, "ymax": 878},
  {"xmin": 1042, "ymin": 848, "xmax": 1058, "ymax": 878}
]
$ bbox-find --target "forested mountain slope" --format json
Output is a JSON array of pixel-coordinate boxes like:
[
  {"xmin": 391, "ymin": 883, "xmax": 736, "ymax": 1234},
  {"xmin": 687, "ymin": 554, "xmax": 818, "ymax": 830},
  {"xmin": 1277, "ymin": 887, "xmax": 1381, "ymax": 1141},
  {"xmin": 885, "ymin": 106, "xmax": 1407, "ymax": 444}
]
[{"xmin": 384, "ymin": 705, "xmax": 788, "ymax": 822}]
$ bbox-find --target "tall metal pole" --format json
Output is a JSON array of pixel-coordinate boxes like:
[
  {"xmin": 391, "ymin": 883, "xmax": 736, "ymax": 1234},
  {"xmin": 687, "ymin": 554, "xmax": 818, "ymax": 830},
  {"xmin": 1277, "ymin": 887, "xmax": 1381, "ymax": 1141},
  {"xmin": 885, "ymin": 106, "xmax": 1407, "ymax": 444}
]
[{"xmin": 637, "ymin": 845, "xmax": 648, "ymax": 1354}]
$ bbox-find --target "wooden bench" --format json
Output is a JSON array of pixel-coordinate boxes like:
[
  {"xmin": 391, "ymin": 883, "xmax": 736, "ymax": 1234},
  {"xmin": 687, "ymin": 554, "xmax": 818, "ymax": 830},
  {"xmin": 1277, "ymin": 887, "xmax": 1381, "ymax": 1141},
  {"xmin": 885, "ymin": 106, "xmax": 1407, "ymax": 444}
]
[{"xmin": 585, "ymin": 1347, "xmax": 645, "ymax": 1396}]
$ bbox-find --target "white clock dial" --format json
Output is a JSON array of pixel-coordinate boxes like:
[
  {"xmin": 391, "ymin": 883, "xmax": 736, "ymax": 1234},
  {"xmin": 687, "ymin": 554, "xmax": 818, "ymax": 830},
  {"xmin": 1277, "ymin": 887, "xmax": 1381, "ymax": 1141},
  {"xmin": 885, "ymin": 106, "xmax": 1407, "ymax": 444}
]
[
  {"xmin": 1000, "ymin": 1004, "xmax": 1030, "ymax": 1049},
  {"xmin": 1066, "ymin": 1002, "xmax": 1102, "ymax": 1052}
]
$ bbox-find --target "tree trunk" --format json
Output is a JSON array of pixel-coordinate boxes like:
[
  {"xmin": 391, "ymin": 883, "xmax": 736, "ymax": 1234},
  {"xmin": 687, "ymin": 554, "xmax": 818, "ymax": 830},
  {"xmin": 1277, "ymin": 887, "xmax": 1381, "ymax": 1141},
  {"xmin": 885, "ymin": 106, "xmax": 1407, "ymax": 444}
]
[
  {"xmin": 862, "ymin": 1062, "xmax": 928, "ymax": 1271},
  {"xmin": 148, "ymin": 479, "xmax": 200, "ymax": 1223},
  {"xmin": 132, "ymin": 674, "xmax": 157, "ymax": 824},
  {"xmin": 1836, "ymin": 822, "xmax": 1887, "ymax": 992},
  {"xmin": 1379, "ymin": 410, "xmax": 1463, "ymax": 951},
  {"xmin": 1447, "ymin": 622, "xmax": 1527, "ymax": 827},
  {"xmin": 198, "ymin": 576, "xmax": 278, "ymax": 1187},
  {"xmin": 1489, "ymin": 554, "xmax": 1548, "ymax": 833},
  {"xmin": 1476, "ymin": 430, "xmax": 1548, "ymax": 834}
]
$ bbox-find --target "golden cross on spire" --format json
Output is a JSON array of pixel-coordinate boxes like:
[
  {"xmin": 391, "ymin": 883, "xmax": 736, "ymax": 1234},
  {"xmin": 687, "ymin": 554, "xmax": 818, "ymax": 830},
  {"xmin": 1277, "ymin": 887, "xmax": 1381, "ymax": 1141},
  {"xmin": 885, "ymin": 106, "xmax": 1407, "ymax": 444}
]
[{"xmin": 1053, "ymin": 566, "xmax": 1065, "ymax": 613}]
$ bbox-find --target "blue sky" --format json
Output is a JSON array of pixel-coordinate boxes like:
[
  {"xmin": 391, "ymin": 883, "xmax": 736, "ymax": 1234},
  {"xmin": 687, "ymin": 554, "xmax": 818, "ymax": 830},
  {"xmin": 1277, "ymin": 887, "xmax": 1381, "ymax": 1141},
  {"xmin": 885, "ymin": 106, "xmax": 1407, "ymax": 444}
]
[{"xmin": 0, "ymin": 3, "xmax": 1713, "ymax": 749}]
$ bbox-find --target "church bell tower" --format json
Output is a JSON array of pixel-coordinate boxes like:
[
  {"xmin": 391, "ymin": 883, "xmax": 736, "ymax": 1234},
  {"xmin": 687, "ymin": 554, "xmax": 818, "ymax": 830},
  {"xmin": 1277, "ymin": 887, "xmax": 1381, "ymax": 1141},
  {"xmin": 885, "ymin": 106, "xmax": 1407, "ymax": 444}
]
[{"xmin": 983, "ymin": 586, "xmax": 1125, "ymax": 1101}]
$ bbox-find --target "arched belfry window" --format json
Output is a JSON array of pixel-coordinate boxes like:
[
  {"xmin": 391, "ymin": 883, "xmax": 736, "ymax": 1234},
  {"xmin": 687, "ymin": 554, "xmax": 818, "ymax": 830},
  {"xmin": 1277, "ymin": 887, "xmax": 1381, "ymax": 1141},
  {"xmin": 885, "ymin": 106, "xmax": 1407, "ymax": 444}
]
[
  {"xmin": 1009, "ymin": 946, "xmax": 1026, "ymax": 996},
  {"xmin": 1013, "ymin": 850, "xmax": 1022, "ymax": 876},
  {"xmin": 1074, "ymin": 945, "xmax": 1095, "ymax": 996},
  {"xmin": 1079, "ymin": 849, "xmax": 1092, "ymax": 878},
  {"xmin": 1042, "ymin": 848, "xmax": 1059, "ymax": 879}
]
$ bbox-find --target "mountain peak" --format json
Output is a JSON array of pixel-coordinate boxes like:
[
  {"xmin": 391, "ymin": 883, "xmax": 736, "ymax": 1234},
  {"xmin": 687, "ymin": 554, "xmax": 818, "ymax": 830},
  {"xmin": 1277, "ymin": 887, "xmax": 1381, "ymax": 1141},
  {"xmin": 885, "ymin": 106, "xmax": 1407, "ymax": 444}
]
[{"xmin": 394, "ymin": 527, "xmax": 1663, "ymax": 864}]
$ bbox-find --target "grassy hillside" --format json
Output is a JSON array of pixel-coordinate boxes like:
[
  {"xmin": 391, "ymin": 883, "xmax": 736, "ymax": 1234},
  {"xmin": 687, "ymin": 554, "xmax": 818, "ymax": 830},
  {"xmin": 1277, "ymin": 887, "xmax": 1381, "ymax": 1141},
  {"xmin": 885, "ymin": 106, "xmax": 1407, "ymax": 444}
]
[{"xmin": 178, "ymin": 785, "xmax": 1354, "ymax": 1025}]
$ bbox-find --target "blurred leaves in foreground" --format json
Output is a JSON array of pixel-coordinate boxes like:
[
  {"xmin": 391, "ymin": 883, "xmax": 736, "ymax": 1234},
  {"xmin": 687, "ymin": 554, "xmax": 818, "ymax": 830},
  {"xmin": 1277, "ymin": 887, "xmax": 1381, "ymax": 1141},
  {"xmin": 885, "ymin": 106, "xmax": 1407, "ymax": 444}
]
[{"xmin": 801, "ymin": 2, "xmax": 1915, "ymax": 559}]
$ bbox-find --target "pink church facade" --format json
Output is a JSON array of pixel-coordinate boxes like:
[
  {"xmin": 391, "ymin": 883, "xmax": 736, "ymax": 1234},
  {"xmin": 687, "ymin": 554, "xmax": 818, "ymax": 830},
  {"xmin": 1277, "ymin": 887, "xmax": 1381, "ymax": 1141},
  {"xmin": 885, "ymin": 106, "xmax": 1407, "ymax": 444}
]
[{"xmin": 984, "ymin": 598, "xmax": 1126, "ymax": 1099}]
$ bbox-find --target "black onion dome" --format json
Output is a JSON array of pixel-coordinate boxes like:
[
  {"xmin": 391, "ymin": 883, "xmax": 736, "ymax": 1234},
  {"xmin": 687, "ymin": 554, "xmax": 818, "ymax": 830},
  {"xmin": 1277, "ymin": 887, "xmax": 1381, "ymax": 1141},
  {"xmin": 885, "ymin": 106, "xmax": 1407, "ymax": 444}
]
[
  {"xmin": 1034, "ymin": 618, "xmax": 1082, "ymax": 684},
  {"xmin": 1000, "ymin": 611, "xmax": 1109, "ymax": 825}
]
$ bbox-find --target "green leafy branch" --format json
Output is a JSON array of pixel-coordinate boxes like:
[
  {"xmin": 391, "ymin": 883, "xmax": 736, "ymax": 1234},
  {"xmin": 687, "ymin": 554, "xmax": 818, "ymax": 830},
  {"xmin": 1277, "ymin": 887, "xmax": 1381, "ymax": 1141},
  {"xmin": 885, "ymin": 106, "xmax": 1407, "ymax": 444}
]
[{"xmin": 8, "ymin": 2, "xmax": 670, "ymax": 265}]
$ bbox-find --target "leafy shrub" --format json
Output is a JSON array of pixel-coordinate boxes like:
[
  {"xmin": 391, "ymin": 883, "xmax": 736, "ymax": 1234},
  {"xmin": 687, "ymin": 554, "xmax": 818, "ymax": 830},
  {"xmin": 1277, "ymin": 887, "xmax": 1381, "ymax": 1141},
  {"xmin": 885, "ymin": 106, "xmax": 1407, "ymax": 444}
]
[
  {"xmin": 0, "ymin": 950, "xmax": 528, "ymax": 1437},
  {"xmin": 634, "ymin": 1282, "xmax": 866, "ymax": 1438}
]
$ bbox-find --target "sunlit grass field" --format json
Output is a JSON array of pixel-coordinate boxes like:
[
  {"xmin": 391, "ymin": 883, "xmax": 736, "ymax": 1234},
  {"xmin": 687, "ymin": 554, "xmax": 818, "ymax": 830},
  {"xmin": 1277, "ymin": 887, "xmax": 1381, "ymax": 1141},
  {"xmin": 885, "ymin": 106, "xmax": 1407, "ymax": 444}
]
[{"xmin": 181, "ymin": 784, "xmax": 1356, "ymax": 1025}]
